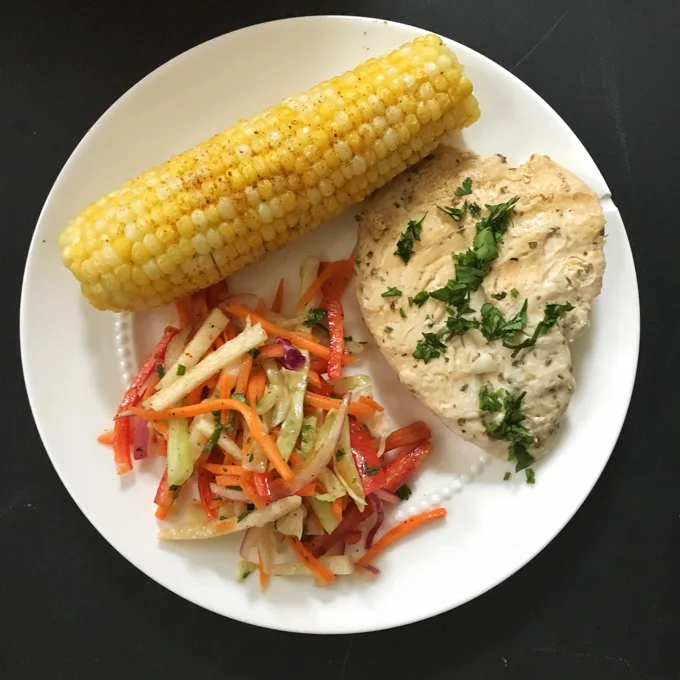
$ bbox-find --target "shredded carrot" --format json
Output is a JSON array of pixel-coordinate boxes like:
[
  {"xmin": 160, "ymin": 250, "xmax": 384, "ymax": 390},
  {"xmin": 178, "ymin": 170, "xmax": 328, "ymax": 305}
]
[
  {"xmin": 309, "ymin": 357, "xmax": 329, "ymax": 374},
  {"xmin": 225, "ymin": 304, "xmax": 355, "ymax": 365},
  {"xmin": 258, "ymin": 551, "xmax": 269, "ymax": 591},
  {"xmin": 356, "ymin": 508, "xmax": 447, "ymax": 568},
  {"xmin": 219, "ymin": 373, "xmax": 235, "ymax": 399},
  {"xmin": 271, "ymin": 278, "xmax": 285, "ymax": 314},
  {"xmin": 246, "ymin": 367, "xmax": 266, "ymax": 408},
  {"xmin": 175, "ymin": 297, "xmax": 192, "ymax": 329},
  {"xmin": 142, "ymin": 374, "xmax": 160, "ymax": 401},
  {"xmin": 223, "ymin": 321, "xmax": 236, "ymax": 341},
  {"xmin": 240, "ymin": 473, "xmax": 266, "ymax": 508},
  {"xmin": 303, "ymin": 392, "xmax": 375, "ymax": 419},
  {"xmin": 185, "ymin": 384, "xmax": 204, "ymax": 406},
  {"xmin": 214, "ymin": 474, "xmax": 246, "ymax": 488},
  {"xmin": 192, "ymin": 289, "xmax": 209, "ymax": 323},
  {"xmin": 202, "ymin": 463, "xmax": 246, "ymax": 475},
  {"xmin": 288, "ymin": 451, "xmax": 303, "ymax": 467},
  {"xmin": 284, "ymin": 536, "xmax": 335, "ymax": 584},
  {"xmin": 331, "ymin": 497, "xmax": 343, "ymax": 521},
  {"xmin": 235, "ymin": 353, "xmax": 253, "ymax": 395},
  {"xmin": 213, "ymin": 334, "xmax": 224, "ymax": 350},
  {"xmin": 384, "ymin": 421, "xmax": 432, "ymax": 452},
  {"xmin": 255, "ymin": 297, "xmax": 267, "ymax": 315},
  {"xmin": 97, "ymin": 430, "xmax": 114, "ymax": 446},
  {"xmin": 156, "ymin": 437, "xmax": 168, "ymax": 457},
  {"xmin": 153, "ymin": 421, "xmax": 168, "ymax": 438},
  {"xmin": 296, "ymin": 259, "xmax": 353, "ymax": 312},
  {"xmin": 359, "ymin": 395, "xmax": 384, "ymax": 413},
  {"xmin": 296, "ymin": 482, "xmax": 317, "ymax": 496},
  {"xmin": 131, "ymin": 398, "xmax": 295, "ymax": 484},
  {"xmin": 155, "ymin": 506, "xmax": 168, "ymax": 520},
  {"xmin": 257, "ymin": 343, "xmax": 285, "ymax": 358}
]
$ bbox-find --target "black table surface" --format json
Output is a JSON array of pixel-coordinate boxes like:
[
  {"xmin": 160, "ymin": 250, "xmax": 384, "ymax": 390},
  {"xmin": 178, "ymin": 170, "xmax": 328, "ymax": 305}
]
[{"xmin": 3, "ymin": 0, "xmax": 679, "ymax": 678}]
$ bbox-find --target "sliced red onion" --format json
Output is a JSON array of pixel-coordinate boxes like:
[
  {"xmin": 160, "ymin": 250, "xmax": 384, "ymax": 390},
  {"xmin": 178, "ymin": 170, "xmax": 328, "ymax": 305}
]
[
  {"xmin": 239, "ymin": 528, "xmax": 258, "ymax": 561},
  {"xmin": 365, "ymin": 495, "xmax": 384, "ymax": 550},
  {"xmin": 132, "ymin": 419, "xmax": 149, "ymax": 460},
  {"xmin": 364, "ymin": 564, "xmax": 381, "ymax": 576},
  {"xmin": 374, "ymin": 488, "xmax": 400, "ymax": 504},
  {"xmin": 274, "ymin": 337, "xmax": 306, "ymax": 370}
]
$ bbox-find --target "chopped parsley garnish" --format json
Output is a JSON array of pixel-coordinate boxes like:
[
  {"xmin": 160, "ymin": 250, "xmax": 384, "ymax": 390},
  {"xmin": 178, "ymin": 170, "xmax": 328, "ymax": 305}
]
[
  {"xmin": 335, "ymin": 448, "xmax": 345, "ymax": 460},
  {"xmin": 467, "ymin": 201, "xmax": 481, "ymax": 217},
  {"xmin": 248, "ymin": 348, "xmax": 260, "ymax": 358},
  {"xmin": 455, "ymin": 177, "xmax": 473, "ymax": 196},
  {"xmin": 411, "ymin": 291, "xmax": 430, "ymax": 308},
  {"xmin": 525, "ymin": 468, "xmax": 536, "ymax": 484},
  {"xmin": 237, "ymin": 503, "xmax": 256, "ymax": 523},
  {"xmin": 511, "ymin": 288, "xmax": 519, "ymax": 298},
  {"xmin": 413, "ymin": 332, "xmax": 447, "ymax": 363},
  {"xmin": 364, "ymin": 464, "xmax": 381, "ymax": 476},
  {"xmin": 382, "ymin": 287, "xmax": 402, "ymax": 297},
  {"xmin": 438, "ymin": 204, "xmax": 466, "ymax": 221},
  {"xmin": 444, "ymin": 309, "xmax": 479, "ymax": 338},
  {"xmin": 228, "ymin": 392, "xmax": 248, "ymax": 431},
  {"xmin": 399, "ymin": 308, "xmax": 407, "ymax": 319},
  {"xmin": 479, "ymin": 386, "xmax": 535, "ymax": 472},
  {"xmin": 479, "ymin": 385, "xmax": 504, "ymax": 412},
  {"xmin": 303, "ymin": 308, "xmax": 328, "ymax": 333},
  {"xmin": 394, "ymin": 214, "xmax": 426, "ymax": 263},
  {"xmin": 395, "ymin": 484, "xmax": 412, "ymax": 500},
  {"xmin": 169, "ymin": 484, "xmax": 180, "ymax": 492},
  {"xmin": 479, "ymin": 299, "xmax": 528, "ymax": 342},
  {"xmin": 503, "ymin": 472, "xmax": 512, "ymax": 481},
  {"xmin": 156, "ymin": 363, "xmax": 165, "ymax": 379},
  {"xmin": 492, "ymin": 292, "xmax": 507, "ymax": 301},
  {"xmin": 204, "ymin": 423, "xmax": 223, "ymax": 454},
  {"xmin": 176, "ymin": 364, "xmax": 186, "ymax": 376},
  {"xmin": 503, "ymin": 302, "xmax": 574, "ymax": 356}
]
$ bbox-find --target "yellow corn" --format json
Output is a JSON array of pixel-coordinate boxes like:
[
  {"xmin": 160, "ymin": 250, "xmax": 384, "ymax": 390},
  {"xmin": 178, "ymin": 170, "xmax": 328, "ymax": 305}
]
[{"xmin": 59, "ymin": 34, "xmax": 479, "ymax": 311}]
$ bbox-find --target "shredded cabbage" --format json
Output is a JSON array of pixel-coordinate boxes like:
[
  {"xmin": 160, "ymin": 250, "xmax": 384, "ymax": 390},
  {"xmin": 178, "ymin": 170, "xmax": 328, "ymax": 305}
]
[
  {"xmin": 276, "ymin": 352, "xmax": 310, "ymax": 461},
  {"xmin": 330, "ymin": 374, "xmax": 371, "ymax": 395},
  {"xmin": 310, "ymin": 498, "xmax": 341, "ymax": 534},
  {"xmin": 314, "ymin": 468, "xmax": 347, "ymax": 502},
  {"xmin": 333, "ymin": 416, "xmax": 367, "ymax": 511},
  {"xmin": 275, "ymin": 504, "xmax": 306, "ymax": 539},
  {"xmin": 299, "ymin": 415, "xmax": 317, "ymax": 458}
]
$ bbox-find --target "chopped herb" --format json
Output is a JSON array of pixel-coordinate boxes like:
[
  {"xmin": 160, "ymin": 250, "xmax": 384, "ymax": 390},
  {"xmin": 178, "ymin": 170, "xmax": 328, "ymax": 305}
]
[
  {"xmin": 248, "ymin": 348, "xmax": 260, "ymax": 358},
  {"xmin": 303, "ymin": 308, "xmax": 328, "ymax": 334},
  {"xmin": 169, "ymin": 484, "xmax": 180, "ymax": 491},
  {"xmin": 219, "ymin": 515, "xmax": 227, "ymax": 521},
  {"xmin": 479, "ymin": 299, "xmax": 528, "ymax": 342},
  {"xmin": 438, "ymin": 204, "xmax": 466, "ymax": 221},
  {"xmin": 212, "ymin": 410, "xmax": 221, "ymax": 418},
  {"xmin": 444, "ymin": 309, "xmax": 479, "ymax": 338},
  {"xmin": 503, "ymin": 472, "xmax": 512, "ymax": 481},
  {"xmin": 335, "ymin": 448, "xmax": 345, "ymax": 460},
  {"xmin": 413, "ymin": 332, "xmax": 446, "ymax": 363},
  {"xmin": 228, "ymin": 392, "xmax": 247, "ymax": 431},
  {"xmin": 204, "ymin": 423, "xmax": 223, "ymax": 454},
  {"xmin": 384, "ymin": 326, "xmax": 393, "ymax": 333},
  {"xmin": 511, "ymin": 288, "xmax": 519, "ymax": 298},
  {"xmin": 492, "ymin": 292, "xmax": 507, "ymax": 301},
  {"xmin": 455, "ymin": 177, "xmax": 473, "ymax": 196},
  {"xmin": 503, "ymin": 302, "xmax": 574, "ymax": 356},
  {"xmin": 176, "ymin": 364, "xmax": 186, "ymax": 376},
  {"xmin": 248, "ymin": 452, "xmax": 254, "ymax": 462},
  {"xmin": 394, "ymin": 214, "xmax": 426, "ymax": 263},
  {"xmin": 479, "ymin": 385, "xmax": 504, "ymax": 412},
  {"xmin": 525, "ymin": 468, "xmax": 536, "ymax": 484},
  {"xmin": 364, "ymin": 464, "xmax": 381, "ymax": 476},
  {"xmin": 411, "ymin": 291, "xmax": 430, "ymax": 308},
  {"xmin": 479, "ymin": 386, "xmax": 536, "ymax": 472},
  {"xmin": 393, "ymin": 201, "xmax": 401, "ymax": 208},
  {"xmin": 395, "ymin": 484, "xmax": 412, "ymax": 500},
  {"xmin": 382, "ymin": 287, "xmax": 402, "ymax": 297},
  {"xmin": 156, "ymin": 363, "xmax": 165, "ymax": 379},
  {"xmin": 236, "ymin": 504, "xmax": 256, "ymax": 522},
  {"xmin": 467, "ymin": 201, "xmax": 481, "ymax": 217},
  {"xmin": 225, "ymin": 485, "xmax": 242, "ymax": 491},
  {"xmin": 399, "ymin": 308, "xmax": 407, "ymax": 319}
]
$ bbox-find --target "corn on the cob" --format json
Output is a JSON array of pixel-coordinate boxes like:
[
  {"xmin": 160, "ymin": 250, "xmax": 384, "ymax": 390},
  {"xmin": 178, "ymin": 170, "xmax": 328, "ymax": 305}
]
[{"xmin": 59, "ymin": 35, "xmax": 480, "ymax": 311}]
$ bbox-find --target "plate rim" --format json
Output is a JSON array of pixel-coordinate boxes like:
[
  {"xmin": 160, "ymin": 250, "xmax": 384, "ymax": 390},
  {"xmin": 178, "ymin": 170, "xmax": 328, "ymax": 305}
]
[{"xmin": 20, "ymin": 15, "xmax": 640, "ymax": 633}]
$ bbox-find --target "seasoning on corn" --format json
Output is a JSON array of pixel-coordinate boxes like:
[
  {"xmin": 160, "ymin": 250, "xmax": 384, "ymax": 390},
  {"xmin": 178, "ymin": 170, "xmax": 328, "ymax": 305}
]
[{"xmin": 59, "ymin": 34, "xmax": 480, "ymax": 312}]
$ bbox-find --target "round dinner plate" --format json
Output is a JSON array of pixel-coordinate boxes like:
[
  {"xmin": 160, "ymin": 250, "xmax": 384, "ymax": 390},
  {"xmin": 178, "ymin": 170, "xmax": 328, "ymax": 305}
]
[{"xmin": 21, "ymin": 16, "xmax": 639, "ymax": 633}]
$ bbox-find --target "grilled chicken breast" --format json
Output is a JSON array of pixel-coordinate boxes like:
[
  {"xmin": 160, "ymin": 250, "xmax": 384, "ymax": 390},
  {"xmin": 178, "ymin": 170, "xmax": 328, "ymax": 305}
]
[{"xmin": 355, "ymin": 147, "xmax": 605, "ymax": 462}]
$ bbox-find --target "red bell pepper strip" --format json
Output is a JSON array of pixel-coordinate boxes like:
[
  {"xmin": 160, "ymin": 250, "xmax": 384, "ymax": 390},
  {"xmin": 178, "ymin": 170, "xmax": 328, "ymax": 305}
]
[
  {"xmin": 348, "ymin": 417, "xmax": 386, "ymax": 495},
  {"xmin": 252, "ymin": 472, "xmax": 273, "ymax": 503},
  {"xmin": 153, "ymin": 469, "xmax": 181, "ymax": 515},
  {"xmin": 384, "ymin": 421, "xmax": 431, "ymax": 453},
  {"xmin": 117, "ymin": 326, "xmax": 179, "ymax": 413},
  {"xmin": 198, "ymin": 468, "xmax": 218, "ymax": 520},
  {"xmin": 383, "ymin": 440, "xmax": 433, "ymax": 492},
  {"xmin": 112, "ymin": 417, "xmax": 132, "ymax": 475}
]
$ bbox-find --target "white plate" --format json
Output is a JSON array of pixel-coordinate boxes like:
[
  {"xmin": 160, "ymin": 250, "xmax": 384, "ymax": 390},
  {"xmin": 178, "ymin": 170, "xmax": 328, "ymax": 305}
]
[{"xmin": 21, "ymin": 16, "xmax": 639, "ymax": 633}]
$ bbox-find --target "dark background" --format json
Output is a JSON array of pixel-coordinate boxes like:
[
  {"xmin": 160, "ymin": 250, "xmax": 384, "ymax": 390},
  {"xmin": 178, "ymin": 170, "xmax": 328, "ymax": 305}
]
[{"xmin": 3, "ymin": 0, "xmax": 679, "ymax": 678}]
